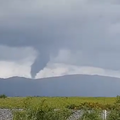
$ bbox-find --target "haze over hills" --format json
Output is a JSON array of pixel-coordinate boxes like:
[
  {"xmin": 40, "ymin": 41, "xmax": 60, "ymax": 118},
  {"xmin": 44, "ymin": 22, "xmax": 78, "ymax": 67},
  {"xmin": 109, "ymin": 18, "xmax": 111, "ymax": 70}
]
[{"xmin": 0, "ymin": 74, "xmax": 120, "ymax": 97}]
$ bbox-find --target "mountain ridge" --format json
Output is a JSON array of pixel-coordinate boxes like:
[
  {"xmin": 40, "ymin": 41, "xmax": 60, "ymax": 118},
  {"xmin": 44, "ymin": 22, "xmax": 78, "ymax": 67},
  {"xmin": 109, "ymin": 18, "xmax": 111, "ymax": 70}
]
[
  {"xmin": 1, "ymin": 74, "xmax": 120, "ymax": 81},
  {"xmin": 0, "ymin": 74, "xmax": 120, "ymax": 97}
]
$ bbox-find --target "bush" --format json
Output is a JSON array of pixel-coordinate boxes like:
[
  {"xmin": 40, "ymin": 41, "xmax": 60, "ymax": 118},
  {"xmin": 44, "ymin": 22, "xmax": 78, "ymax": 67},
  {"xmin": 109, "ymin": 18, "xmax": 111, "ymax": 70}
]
[
  {"xmin": 13, "ymin": 98, "xmax": 72, "ymax": 120},
  {"xmin": 80, "ymin": 110, "xmax": 102, "ymax": 120},
  {"xmin": 107, "ymin": 110, "xmax": 120, "ymax": 120},
  {"xmin": 0, "ymin": 94, "xmax": 7, "ymax": 98}
]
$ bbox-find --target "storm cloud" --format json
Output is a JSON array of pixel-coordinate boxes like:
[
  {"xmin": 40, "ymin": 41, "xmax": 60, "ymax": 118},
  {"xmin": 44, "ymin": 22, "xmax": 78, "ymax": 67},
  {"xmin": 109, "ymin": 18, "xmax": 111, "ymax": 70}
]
[{"xmin": 1, "ymin": 0, "xmax": 120, "ymax": 78}]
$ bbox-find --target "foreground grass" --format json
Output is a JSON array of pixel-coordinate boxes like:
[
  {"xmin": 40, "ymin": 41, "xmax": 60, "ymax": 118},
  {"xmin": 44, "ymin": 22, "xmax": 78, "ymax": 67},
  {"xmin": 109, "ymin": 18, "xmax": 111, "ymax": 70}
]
[
  {"xmin": 0, "ymin": 97, "xmax": 116, "ymax": 109},
  {"xmin": 12, "ymin": 96, "xmax": 120, "ymax": 120},
  {"xmin": 0, "ymin": 96, "xmax": 119, "ymax": 120}
]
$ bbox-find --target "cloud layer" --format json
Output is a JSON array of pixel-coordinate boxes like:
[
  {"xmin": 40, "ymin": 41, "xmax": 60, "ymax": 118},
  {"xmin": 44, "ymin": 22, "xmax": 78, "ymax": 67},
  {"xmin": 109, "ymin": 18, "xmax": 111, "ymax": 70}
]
[
  {"xmin": 0, "ymin": 0, "xmax": 120, "ymax": 78},
  {"xmin": 0, "ymin": 46, "xmax": 36, "ymax": 78}
]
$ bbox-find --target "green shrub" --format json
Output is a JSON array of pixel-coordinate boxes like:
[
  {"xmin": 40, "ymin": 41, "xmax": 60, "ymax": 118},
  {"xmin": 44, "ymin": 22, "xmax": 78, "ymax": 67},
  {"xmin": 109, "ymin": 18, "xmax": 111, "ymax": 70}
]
[
  {"xmin": 0, "ymin": 94, "xmax": 7, "ymax": 98},
  {"xmin": 107, "ymin": 110, "xmax": 120, "ymax": 120},
  {"xmin": 80, "ymin": 110, "xmax": 102, "ymax": 120},
  {"xmin": 13, "ymin": 111, "xmax": 26, "ymax": 120},
  {"xmin": 13, "ymin": 98, "xmax": 72, "ymax": 120}
]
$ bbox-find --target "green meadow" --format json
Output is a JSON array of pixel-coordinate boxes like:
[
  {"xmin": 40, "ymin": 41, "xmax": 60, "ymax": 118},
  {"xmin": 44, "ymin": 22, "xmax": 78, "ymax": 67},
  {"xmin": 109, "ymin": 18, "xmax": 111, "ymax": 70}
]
[{"xmin": 0, "ymin": 97, "xmax": 116, "ymax": 109}]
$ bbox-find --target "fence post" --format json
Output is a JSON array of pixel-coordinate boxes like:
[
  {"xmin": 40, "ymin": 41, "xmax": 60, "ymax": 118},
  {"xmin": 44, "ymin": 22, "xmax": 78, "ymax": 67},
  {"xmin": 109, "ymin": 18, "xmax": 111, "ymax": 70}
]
[{"xmin": 103, "ymin": 110, "xmax": 107, "ymax": 120}]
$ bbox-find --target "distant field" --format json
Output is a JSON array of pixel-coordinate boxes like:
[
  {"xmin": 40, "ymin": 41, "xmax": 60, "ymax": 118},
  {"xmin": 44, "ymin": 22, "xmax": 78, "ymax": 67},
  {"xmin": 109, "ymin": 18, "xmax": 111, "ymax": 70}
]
[{"xmin": 0, "ymin": 97, "xmax": 116, "ymax": 109}]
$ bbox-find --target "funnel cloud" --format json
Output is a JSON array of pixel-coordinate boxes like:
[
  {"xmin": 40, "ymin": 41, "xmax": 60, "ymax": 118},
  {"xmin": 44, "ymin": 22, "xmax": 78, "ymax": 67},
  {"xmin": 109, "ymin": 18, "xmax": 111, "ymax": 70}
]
[{"xmin": 31, "ymin": 52, "xmax": 50, "ymax": 78}]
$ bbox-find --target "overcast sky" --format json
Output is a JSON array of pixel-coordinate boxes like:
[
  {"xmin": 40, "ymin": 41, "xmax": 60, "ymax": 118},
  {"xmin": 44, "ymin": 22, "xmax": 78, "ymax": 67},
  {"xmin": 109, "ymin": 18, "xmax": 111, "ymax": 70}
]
[{"xmin": 1, "ymin": 0, "xmax": 120, "ymax": 78}]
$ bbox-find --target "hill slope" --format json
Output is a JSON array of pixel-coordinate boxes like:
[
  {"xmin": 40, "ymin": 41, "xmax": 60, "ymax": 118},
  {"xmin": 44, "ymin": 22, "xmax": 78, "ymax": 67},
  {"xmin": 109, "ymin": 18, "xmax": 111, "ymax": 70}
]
[{"xmin": 0, "ymin": 75, "xmax": 120, "ymax": 97}]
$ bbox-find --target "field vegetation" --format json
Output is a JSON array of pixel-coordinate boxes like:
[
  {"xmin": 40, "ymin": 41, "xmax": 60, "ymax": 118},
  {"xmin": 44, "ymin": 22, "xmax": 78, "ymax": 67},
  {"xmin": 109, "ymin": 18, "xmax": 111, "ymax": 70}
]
[
  {"xmin": 0, "ymin": 96, "xmax": 116, "ymax": 109},
  {"xmin": 0, "ymin": 95, "xmax": 120, "ymax": 120}
]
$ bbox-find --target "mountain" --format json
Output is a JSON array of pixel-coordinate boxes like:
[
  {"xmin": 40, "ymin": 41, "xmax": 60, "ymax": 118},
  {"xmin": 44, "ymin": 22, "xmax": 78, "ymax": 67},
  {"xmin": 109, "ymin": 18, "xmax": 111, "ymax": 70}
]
[{"xmin": 0, "ymin": 74, "xmax": 120, "ymax": 97}]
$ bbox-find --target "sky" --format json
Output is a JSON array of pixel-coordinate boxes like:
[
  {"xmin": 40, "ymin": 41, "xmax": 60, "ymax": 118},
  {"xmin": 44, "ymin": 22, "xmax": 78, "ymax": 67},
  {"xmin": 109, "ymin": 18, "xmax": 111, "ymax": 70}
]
[{"xmin": 1, "ymin": 0, "xmax": 120, "ymax": 79}]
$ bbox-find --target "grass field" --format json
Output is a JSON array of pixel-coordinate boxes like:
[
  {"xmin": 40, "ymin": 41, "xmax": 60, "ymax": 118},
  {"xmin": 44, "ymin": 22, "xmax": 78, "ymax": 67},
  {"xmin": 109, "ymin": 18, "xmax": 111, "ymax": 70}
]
[
  {"xmin": 0, "ymin": 97, "xmax": 116, "ymax": 109},
  {"xmin": 0, "ymin": 97, "xmax": 119, "ymax": 120}
]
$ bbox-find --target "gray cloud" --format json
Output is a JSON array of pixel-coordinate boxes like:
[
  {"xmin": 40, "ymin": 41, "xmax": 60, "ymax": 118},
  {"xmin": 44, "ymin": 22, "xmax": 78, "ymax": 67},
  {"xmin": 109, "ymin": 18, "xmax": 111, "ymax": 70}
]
[
  {"xmin": 0, "ymin": 46, "xmax": 36, "ymax": 62},
  {"xmin": 1, "ymin": 0, "xmax": 120, "ymax": 77}
]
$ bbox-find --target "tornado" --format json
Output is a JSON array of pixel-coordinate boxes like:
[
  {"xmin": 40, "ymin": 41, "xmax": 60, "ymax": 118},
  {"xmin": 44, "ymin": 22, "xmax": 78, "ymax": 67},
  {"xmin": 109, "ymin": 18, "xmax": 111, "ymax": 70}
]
[{"xmin": 30, "ymin": 52, "xmax": 50, "ymax": 79}]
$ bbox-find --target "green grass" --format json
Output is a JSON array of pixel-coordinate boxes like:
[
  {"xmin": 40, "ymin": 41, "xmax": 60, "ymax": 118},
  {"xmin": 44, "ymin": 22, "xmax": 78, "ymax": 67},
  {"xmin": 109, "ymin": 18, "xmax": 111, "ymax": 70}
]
[
  {"xmin": 0, "ymin": 97, "xmax": 116, "ymax": 109},
  {"xmin": 0, "ymin": 96, "xmax": 119, "ymax": 120}
]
